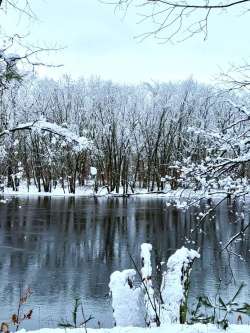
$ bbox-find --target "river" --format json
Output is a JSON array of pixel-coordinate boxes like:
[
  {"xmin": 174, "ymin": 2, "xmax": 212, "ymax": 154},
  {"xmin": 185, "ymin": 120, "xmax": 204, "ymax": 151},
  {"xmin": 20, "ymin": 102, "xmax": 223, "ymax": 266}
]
[{"xmin": 0, "ymin": 195, "xmax": 249, "ymax": 329}]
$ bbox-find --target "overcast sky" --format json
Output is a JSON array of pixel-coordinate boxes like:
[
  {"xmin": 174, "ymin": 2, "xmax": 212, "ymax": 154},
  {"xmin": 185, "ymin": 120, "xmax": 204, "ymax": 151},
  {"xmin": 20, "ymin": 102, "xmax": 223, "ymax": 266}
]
[{"xmin": 1, "ymin": 0, "xmax": 249, "ymax": 84}]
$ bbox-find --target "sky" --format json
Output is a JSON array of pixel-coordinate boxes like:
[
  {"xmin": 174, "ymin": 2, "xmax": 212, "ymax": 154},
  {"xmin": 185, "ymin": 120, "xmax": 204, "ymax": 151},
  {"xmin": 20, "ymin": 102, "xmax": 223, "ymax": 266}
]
[{"xmin": 1, "ymin": 0, "xmax": 250, "ymax": 84}]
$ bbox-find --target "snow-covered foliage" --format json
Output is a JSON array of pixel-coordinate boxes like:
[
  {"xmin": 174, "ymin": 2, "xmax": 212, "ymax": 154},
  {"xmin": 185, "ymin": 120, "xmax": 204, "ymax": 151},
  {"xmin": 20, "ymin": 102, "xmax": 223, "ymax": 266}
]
[
  {"xmin": 109, "ymin": 243, "xmax": 199, "ymax": 328},
  {"xmin": 161, "ymin": 247, "xmax": 200, "ymax": 324},
  {"xmin": 109, "ymin": 269, "xmax": 145, "ymax": 327}
]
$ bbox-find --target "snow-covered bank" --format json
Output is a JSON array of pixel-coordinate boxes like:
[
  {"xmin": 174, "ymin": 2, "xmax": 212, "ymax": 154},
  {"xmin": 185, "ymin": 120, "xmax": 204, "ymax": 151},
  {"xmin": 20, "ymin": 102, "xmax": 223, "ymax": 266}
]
[
  {"xmin": 1, "ymin": 183, "xmax": 247, "ymax": 201},
  {"xmin": 2, "ymin": 184, "xmax": 96, "ymax": 197},
  {"xmin": 18, "ymin": 325, "xmax": 250, "ymax": 333}
]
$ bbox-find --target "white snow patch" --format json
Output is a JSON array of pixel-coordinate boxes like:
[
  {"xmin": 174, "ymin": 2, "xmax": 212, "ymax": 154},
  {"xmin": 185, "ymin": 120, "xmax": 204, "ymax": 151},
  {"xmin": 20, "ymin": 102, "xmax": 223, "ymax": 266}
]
[{"xmin": 90, "ymin": 167, "xmax": 97, "ymax": 176}]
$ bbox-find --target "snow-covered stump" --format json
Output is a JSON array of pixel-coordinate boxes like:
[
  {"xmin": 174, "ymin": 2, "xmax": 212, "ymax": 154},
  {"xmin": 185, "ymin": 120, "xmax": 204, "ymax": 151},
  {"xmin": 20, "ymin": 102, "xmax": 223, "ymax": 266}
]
[
  {"xmin": 140, "ymin": 243, "xmax": 160, "ymax": 327},
  {"xmin": 109, "ymin": 269, "xmax": 145, "ymax": 327},
  {"xmin": 160, "ymin": 247, "xmax": 200, "ymax": 324}
]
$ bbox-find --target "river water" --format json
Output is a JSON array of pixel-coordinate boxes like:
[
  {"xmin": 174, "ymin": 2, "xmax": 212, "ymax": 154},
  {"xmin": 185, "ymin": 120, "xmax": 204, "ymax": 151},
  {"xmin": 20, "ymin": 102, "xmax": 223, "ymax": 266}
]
[{"xmin": 0, "ymin": 195, "xmax": 249, "ymax": 329}]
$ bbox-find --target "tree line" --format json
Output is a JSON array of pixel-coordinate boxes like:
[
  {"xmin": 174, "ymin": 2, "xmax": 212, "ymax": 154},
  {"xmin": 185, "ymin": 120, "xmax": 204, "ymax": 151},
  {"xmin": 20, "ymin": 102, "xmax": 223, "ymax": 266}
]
[{"xmin": 0, "ymin": 76, "xmax": 249, "ymax": 194}]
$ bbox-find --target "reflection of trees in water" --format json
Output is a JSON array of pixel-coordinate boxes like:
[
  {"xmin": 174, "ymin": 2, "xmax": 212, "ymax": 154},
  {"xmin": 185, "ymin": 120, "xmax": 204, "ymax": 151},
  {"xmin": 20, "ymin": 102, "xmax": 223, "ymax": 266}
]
[{"xmin": 0, "ymin": 196, "xmax": 249, "ymax": 325}]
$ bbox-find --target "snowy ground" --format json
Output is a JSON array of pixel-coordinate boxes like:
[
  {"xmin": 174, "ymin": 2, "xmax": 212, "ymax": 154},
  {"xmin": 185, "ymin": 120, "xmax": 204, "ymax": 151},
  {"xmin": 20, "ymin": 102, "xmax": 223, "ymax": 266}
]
[{"xmin": 18, "ymin": 324, "xmax": 250, "ymax": 333}]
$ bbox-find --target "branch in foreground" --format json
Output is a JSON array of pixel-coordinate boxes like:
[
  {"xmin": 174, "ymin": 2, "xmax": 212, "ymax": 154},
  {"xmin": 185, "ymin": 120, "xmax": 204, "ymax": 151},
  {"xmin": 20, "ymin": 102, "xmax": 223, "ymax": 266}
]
[{"xmin": 103, "ymin": 0, "xmax": 250, "ymax": 41}]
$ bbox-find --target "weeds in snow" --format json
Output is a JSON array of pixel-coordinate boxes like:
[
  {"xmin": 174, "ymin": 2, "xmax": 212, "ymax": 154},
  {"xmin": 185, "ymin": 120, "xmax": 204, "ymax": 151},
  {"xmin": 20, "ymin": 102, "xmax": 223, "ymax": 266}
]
[
  {"xmin": 11, "ymin": 287, "xmax": 33, "ymax": 331},
  {"xmin": 58, "ymin": 298, "xmax": 94, "ymax": 332},
  {"xmin": 190, "ymin": 282, "xmax": 250, "ymax": 329}
]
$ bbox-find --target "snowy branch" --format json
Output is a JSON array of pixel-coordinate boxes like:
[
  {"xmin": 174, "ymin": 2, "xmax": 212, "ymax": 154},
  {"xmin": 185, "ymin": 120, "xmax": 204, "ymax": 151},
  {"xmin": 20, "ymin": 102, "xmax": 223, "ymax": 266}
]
[{"xmin": 0, "ymin": 120, "xmax": 91, "ymax": 151}]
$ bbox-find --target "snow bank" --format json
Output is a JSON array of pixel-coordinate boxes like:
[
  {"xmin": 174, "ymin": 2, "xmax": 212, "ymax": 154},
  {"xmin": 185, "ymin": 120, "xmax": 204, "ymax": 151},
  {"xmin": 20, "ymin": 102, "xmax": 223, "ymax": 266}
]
[{"xmin": 17, "ymin": 324, "xmax": 250, "ymax": 333}]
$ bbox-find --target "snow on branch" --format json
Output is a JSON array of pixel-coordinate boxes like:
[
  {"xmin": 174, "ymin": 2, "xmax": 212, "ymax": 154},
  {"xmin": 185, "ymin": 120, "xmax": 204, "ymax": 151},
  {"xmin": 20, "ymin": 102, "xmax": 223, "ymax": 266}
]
[
  {"xmin": 225, "ymin": 99, "xmax": 250, "ymax": 117},
  {"xmin": 208, "ymin": 152, "xmax": 250, "ymax": 175}
]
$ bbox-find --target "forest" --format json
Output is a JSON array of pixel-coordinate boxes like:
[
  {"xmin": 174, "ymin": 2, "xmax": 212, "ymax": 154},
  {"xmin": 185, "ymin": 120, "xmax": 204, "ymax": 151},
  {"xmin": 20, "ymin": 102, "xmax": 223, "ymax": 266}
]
[{"xmin": 0, "ymin": 75, "xmax": 250, "ymax": 195}]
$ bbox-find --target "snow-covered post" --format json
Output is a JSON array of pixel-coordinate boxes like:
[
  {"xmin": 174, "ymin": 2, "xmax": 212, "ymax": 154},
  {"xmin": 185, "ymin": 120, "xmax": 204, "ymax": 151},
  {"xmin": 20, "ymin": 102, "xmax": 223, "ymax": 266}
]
[
  {"xmin": 140, "ymin": 243, "xmax": 160, "ymax": 327},
  {"xmin": 160, "ymin": 247, "xmax": 200, "ymax": 324},
  {"xmin": 109, "ymin": 269, "xmax": 145, "ymax": 327}
]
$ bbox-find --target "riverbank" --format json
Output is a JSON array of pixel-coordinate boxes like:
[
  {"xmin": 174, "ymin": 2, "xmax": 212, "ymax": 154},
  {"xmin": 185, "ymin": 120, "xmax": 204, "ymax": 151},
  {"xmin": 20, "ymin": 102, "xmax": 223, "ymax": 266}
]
[
  {"xmin": 1, "ymin": 182, "xmax": 246, "ymax": 200},
  {"xmin": 18, "ymin": 324, "xmax": 250, "ymax": 333}
]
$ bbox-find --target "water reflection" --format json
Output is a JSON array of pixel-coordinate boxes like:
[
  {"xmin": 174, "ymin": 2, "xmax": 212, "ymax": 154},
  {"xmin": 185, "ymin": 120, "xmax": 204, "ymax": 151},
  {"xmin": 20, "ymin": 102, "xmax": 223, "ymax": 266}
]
[{"xmin": 0, "ymin": 196, "xmax": 249, "ymax": 329}]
